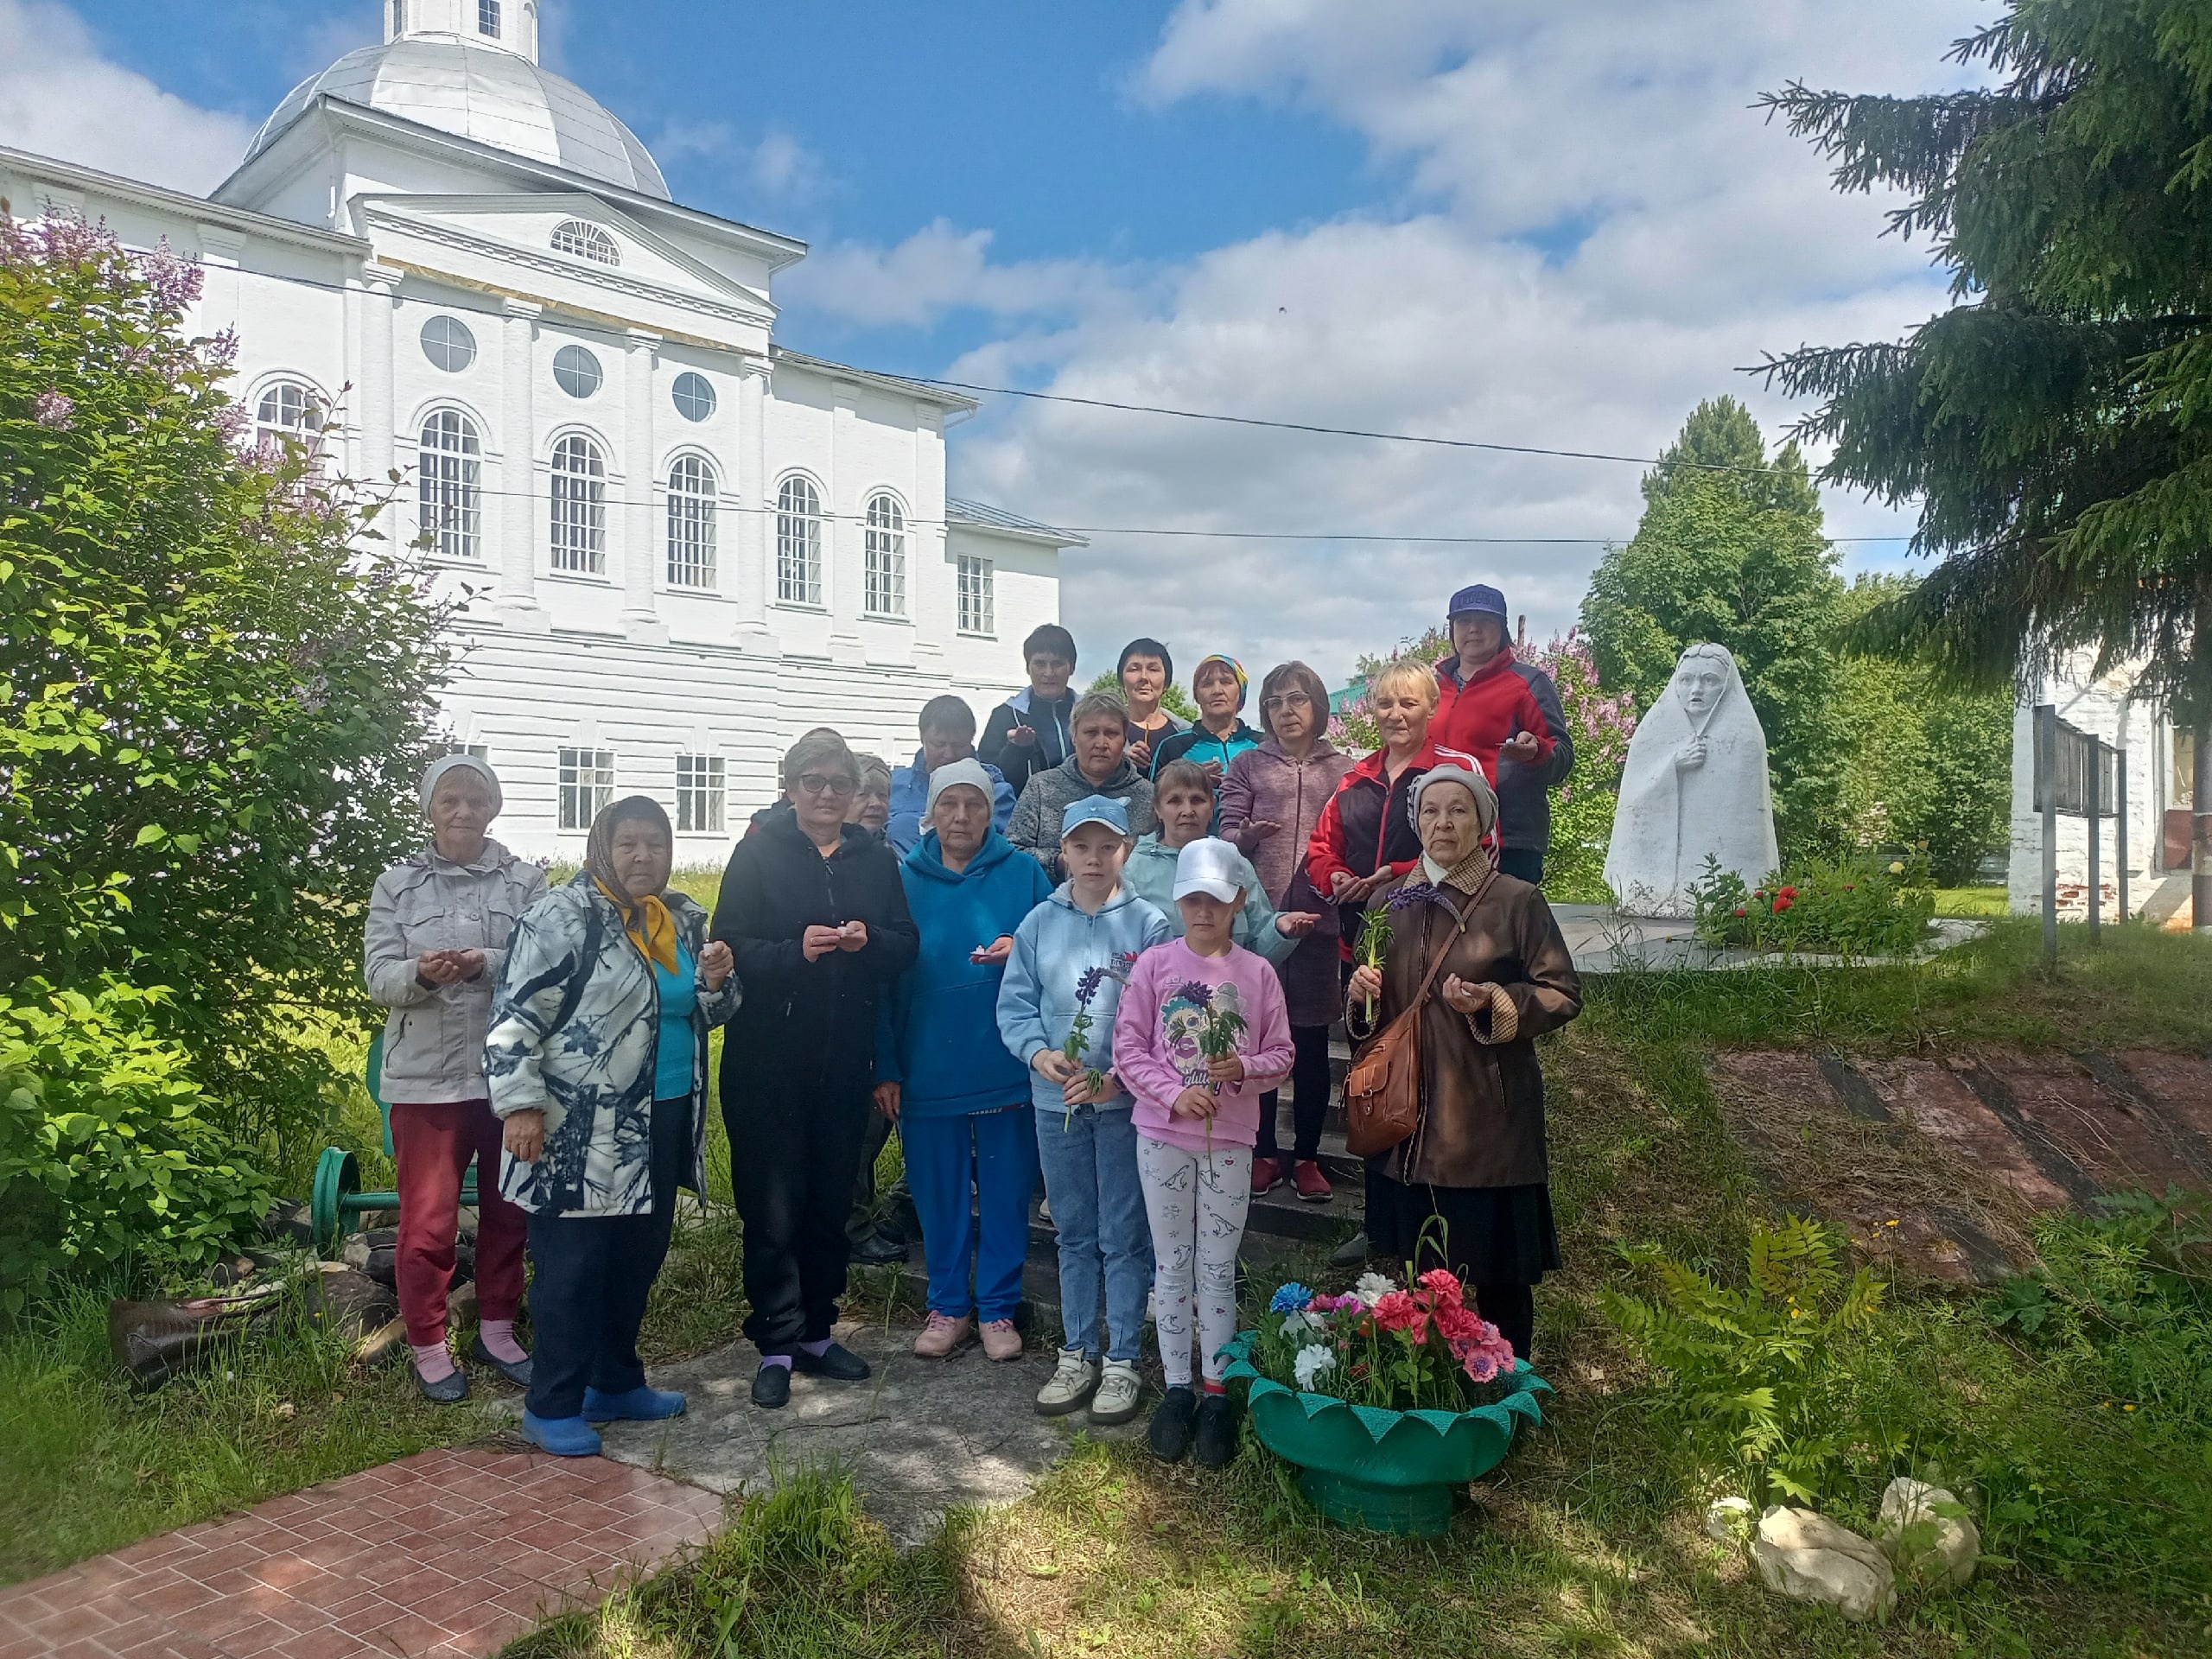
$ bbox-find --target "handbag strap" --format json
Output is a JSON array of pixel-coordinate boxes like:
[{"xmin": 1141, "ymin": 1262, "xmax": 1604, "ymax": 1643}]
[{"xmin": 1405, "ymin": 896, "xmax": 1471, "ymax": 1012}]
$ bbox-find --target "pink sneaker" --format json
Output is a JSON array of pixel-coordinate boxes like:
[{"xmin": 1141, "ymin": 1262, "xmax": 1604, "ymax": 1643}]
[
  {"xmin": 980, "ymin": 1319, "xmax": 1023, "ymax": 1362},
  {"xmin": 912, "ymin": 1312, "xmax": 975, "ymax": 1358},
  {"xmin": 1293, "ymin": 1160, "xmax": 1333, "ymax": 1202},
  {"xmin": 1250, "ymin": 1157, "xmax": 1285, "ymax": 1198}
]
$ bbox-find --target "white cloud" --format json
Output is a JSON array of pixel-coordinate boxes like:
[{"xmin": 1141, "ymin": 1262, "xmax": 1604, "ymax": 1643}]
[
  {"xmin": 0, "ymin": 0, "xmax": 255, "ymax": 194},
  {"xmin": 653, "ymin": 118, "xmax": 827, "ymax": 205},
  {"xmin": 936, "ymin": 0, "xmax": 1990, "ymax": 688},
  {"xmin": 786, "ymin": 219, "xmax": 1130, "ymax": 330}
]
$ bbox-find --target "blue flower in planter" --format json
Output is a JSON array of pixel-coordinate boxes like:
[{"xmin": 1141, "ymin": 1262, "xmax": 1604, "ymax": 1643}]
[{"xmin": 1269, "ymin": 1282, "xmax": 1315, "ymax": 1314}]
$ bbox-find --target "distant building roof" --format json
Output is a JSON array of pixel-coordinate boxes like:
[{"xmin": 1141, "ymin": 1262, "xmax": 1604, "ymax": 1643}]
[{"xmin": 947, "ymin": 497, "xmax": 1087, "ymax": 549}]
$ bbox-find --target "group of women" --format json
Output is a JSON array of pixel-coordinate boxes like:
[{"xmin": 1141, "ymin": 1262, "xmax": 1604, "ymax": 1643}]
[{"xmin": 363, "ymin": 602, "xmax": 1583, "ymax": 1465}]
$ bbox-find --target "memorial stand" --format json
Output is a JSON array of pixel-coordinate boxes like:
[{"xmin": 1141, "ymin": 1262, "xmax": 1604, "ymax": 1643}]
[{"xmin": 2031, "ymin": 703, "xmax": 2127, "ymax": 963}]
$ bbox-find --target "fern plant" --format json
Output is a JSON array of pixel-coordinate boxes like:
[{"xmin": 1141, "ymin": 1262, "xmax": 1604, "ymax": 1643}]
[{"xmin": 1602, "ymin": 1215, "xmax": 1889, "ymax": 1508}]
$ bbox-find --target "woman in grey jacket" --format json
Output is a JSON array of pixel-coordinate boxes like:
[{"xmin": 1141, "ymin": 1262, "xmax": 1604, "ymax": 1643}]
[
  {"xmin": 487, "ymin": 796, "xmax": 740, "ymax": 1457},
  {"xmin": 364, "ymin": 755, "xmax": 545, "ymax": 1402}
]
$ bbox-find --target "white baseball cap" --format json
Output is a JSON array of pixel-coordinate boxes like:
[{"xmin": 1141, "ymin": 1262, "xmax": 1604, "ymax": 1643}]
[{"xmin": 1171, "ymin": 837, "xmax": 1245, "ymax": 905}]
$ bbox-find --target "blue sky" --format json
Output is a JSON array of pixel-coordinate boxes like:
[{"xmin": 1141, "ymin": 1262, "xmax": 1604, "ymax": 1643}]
[{"xmin": 7, "ymin": 0, "xmax": 1987, "ymax": 686}]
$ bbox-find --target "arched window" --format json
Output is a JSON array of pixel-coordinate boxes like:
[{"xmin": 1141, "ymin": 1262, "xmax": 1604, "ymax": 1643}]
[
  {"xmin": 550, "ymin": 434, "xmax": 606, "ymax": 575},
  {"xmin": 418, "ymin": 410, "xmax": 482, "ymax": 561},
  {"xmin": 550, "ymin": 220, "xmax": 619, "ymax": 266},
  {"xmin": 665, "ymin": 454, "xmax": 717, "ymax": 588},
  {"xmin": 863, "ymin": 492, "xmax": 906, "ymax": 618},
  {"xmin": 253, "ymin": 381, "xmax": 323, "ymax": 452},
  {"xmin": 776, "ymin": 475, "xmax": 822, "ymax": 607}
]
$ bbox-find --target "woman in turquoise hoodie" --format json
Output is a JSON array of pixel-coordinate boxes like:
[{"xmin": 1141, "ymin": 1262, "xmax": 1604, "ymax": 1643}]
[
  {"xmin": 995, "ymin": 795, "xmax": 1173, "ymax": 1427},
  {"xmin": 875, "ymin": 761, "xmax": 1056, "ymax": 1363}
]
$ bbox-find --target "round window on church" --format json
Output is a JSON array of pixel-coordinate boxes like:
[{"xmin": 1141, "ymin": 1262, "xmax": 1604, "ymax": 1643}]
[
  {"xmin": 421, "ymin": 315, "xmax": 477, "ymax": 373},
  {"xmin": 553, "ymin": 345, "xmax": 603, "ymax": 399},
  {"xmin": 671, "ymin": 372, "xmax": 715, "ymax": 423}
]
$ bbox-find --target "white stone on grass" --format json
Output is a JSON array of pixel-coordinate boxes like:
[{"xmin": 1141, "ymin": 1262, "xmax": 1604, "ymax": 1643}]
[
  {"xmin": 1704, "ymin": 1494, "xmax": 1755, "ymax": 1542},
  {"xmin": 1604, "ymin": 643, "xmax": 1779, "ymax": 918},
  {"xmin": 1876, "ymin": 1477, "xmax": 1980, "ymax": 1588},
  {"xmin": 1752, "ymin": 1505, "xmax": 1897, "ymax": 1622}
]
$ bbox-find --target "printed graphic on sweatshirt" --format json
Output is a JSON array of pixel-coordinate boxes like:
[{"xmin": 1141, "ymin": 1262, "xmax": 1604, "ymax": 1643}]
[{"xmin": 1161, "ymin": 978, "xmax": 1243, "ymax": 1087}]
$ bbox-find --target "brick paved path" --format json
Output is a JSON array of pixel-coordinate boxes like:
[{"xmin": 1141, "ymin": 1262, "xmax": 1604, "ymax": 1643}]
[{"xmin": 0, "ymin": 1446, "xmax": 723, "ymax": 1659}]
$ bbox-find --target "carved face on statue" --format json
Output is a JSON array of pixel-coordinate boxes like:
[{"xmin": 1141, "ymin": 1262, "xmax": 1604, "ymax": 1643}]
[{"xmin": 1671, "ymin": 651, "xmax": 1730, "ymax": 721}]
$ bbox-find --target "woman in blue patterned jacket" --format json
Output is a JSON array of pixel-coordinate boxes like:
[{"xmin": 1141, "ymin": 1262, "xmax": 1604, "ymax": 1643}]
[{"xmin": 486, "ymin": 795, "xmax": 741, "ymax": 1457}]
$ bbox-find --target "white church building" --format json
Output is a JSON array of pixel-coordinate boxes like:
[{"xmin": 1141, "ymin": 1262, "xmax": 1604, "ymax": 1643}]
[{"xmin": 0, "ymin": 0, "xmax": 1077, "ymax": 860}]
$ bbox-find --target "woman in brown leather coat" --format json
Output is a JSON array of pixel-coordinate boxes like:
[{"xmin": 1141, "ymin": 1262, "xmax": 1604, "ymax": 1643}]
[{"xmin": 1345, "ymin": 764, "xmax": 1581, "ymax": 1360}]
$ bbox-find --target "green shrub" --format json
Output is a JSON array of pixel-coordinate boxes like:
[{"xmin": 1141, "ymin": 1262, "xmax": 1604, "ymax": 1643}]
[
  {"xmin": 1601, "ymin": 1215, "xmax": 1891, "ymax": 1508},
  {"xmin": 0, "ymin": 982, "xmax": 274, "ymax": 1311},
  {"xmin": 1688, "ymin": 850, "xmax": 1936, "ymax": 957}
]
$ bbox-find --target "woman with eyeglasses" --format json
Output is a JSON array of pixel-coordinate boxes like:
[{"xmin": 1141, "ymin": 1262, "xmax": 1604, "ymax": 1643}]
[
  {"xmin": 712, "ymin": 729, "xmax": 919, "ymax": 1409},
  {"xmin": 1217, "ymin": 663, "xmax": 1357, "ymax": 1202}
]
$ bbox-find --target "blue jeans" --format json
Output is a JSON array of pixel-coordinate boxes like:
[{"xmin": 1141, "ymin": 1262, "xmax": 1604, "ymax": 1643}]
[
  {"xmin": 1033, "ymin": 1103, "xmax": 1151, "ymax": 1363},
  {"xmin": 901, "ymin": 1106, "xmax": 1038, "ymax": 1324}
]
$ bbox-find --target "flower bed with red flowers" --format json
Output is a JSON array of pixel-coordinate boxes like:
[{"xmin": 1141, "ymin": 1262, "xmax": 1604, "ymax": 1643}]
[{"xmin": 1688, "ymin": 849, "xmax": 1936, "ymax": 957}]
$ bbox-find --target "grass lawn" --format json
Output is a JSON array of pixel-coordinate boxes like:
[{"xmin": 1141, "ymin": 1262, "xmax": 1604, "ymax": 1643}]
[
  {"xmin": 506, "ymin": 918, "xmax": 2212, "ymax": 1658},
  {"xmin": 1932, "ymin": 886, "xmax": 2010, "ymax": 918},
  {"xmin": 8, "ymin": 909, "xmax": 2209, "ymax": 1656}
]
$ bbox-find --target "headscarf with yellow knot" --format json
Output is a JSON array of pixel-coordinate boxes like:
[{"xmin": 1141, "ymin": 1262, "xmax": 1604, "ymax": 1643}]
[{"xmin": 584, "ymin": 795, "xmax": 681, "ymax": 974}]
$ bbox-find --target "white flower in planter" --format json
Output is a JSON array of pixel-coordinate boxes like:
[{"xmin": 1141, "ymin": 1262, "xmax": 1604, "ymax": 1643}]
[
  {"xmin": 1353, "ymin": 1270, "xmax": 1395, "ymax": 1309},
  {"xmin": 1293, "ymin": 1344, "xmax": 1337, "ymax": 1391},
  {"xmin": 1279, "ymin": 1309, "xmax": 1316, "ymax": 1338}
]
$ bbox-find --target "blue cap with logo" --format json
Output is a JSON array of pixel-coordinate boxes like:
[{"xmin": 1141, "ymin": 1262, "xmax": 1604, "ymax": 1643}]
[
  {"xmin": 1060, "ymin": 794, "xmax": 1130, "ymax": 838},
  {"xmin": 1447, "ymin": 583, "xmax": 1509, "ymax": 620}
]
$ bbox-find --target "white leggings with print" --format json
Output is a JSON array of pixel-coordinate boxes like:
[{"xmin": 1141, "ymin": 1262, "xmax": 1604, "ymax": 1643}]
[{"xmin": 1136, "ymin": 1134, "xmax": 1252, "ymax": 1388}]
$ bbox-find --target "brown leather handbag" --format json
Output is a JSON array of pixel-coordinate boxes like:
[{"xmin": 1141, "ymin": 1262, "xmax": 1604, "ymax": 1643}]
[{"xmin": 1342, "ymin": 907, "xmax": 1466, "ymax": 1159}]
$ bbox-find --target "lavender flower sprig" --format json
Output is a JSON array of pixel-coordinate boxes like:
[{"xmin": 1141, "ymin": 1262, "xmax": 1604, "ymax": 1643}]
[{"xmin": 1062, "ymin": 963, "xmax": 1126, "ymax": 1123}]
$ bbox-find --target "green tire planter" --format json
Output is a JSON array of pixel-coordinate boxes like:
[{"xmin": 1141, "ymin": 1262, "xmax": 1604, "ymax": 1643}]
[{"xmin": 1220, "ymin": 1332, "xmax": 1553, "ymax": 1536}]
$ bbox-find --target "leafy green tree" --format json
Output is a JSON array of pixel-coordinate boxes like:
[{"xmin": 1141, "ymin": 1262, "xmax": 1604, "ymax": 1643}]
[
  {"xmin": 1759, "ymin": 3, "xmax": 2212, "ymax": 886},
  {"xmin": 1, "ymin": 213, "xmax": 450, "ymax": 1167},
  {"xmin": 1580, "ymin": 397, "xmax": 1846, "ymax": 851},
  {"xmin": 1086, "ymin": 670, "xmax": 1198, "ymax": 722}
]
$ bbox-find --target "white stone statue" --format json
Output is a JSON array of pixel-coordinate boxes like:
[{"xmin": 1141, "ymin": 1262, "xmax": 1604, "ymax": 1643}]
[{"xmin": 1603, "ymin": 642, "xmax": 1778, "ymax": 916}]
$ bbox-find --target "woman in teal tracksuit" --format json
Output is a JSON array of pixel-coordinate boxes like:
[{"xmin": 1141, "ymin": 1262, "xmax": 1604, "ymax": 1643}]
[{"xmin": 875, "ymin": 760, "xmax": 1056, "ymax": 1361}]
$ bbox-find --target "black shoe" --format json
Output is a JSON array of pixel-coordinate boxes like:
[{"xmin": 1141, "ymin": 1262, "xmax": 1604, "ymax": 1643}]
[
  {"xmin": 751, "ymin": 1363, "xmax": 791, "ymax": 1408},
  {"xmin": 1327, "ymin": 1230, "xmax": 1373, "ymax": 1268},
  {"xmin": 1148, "ymin": 1385, "xmax": 1198, "ymax": 1462},
  {"xmin": 791, "ymin": 1341, "xmax": 871, "ymax": 1381},
  {"xmin": 413, "ymin": 1363, "xmax": 469, "ymax": 1403},
  {"xmin": 1194, "ymin": 1391, "xmax": 1238, "ymax": 1468},
  {"xmin": 849, "ymin": 1231, "xmax": 908, "ymax": 1266},
  {"xmin": 468, "ymin": 1332, "xmax": 532, "ymax": 1389}
]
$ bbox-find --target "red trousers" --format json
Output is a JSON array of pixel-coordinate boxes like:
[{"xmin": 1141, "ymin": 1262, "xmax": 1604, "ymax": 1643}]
[{"xmin": 391, "ymin": 1098, "xmax": 528, "ymax": 1346}]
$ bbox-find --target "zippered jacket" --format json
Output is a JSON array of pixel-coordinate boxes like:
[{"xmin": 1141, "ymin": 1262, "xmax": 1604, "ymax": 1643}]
[
  {"xmin": 1434, "ymin": 650, "xmax": 1574, "ymax": 855},
  {"xmin": 980, "ymin": 688, "xmax": 1077, "ymax": 797},
  {"xmin": 1006, "ymin": 753, "xmax": 1159, "ymax": 880},
  {"xmin": 876, "ymin": 829, "xmax": 1054, "ymax": 1117},
  {"xmin": 710, "ymin": 811, "xmax": 919, "ymax": 1108},
  {"xmin": 995, "ymin": 884, "xmax": 1173, "ymax": 1112},
  {"xmin": 1304, "ymin": 737, "xmax": 1482, "ymax": 952},
  {"xmin": 1147, "ymin": 720, "xmax": 1261, "ymax": 779},
  {"xmin": 365, "ymin": 839, "xmax": 546, "ymax": 1103},
  {"xmin": 486, "ymin": 874, "xmax": 740, "ymax": 1216}
]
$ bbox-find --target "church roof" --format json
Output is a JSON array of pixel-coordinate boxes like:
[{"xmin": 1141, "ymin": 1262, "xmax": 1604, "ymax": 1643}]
[{"xmin": 246, "ymin": 38, "xmax": 668, "ymax": 200}]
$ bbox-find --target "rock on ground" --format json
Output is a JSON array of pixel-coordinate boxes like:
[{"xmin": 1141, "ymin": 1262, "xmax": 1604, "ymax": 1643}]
[
  {"xmin": 1704, "ymin": 1494, "xmax": 1754, "ymax": 1542},
  {"xmin": 1752, "ymin": 1505, "xmax": 1897, "ymax": 1623},
  {"xmin": 1877, "ymin": 1477, "xmax": 1980, "ymax": 1588},
  {"xmin": 590, "ymin": 1322, "xmax": 1140, "ymax": 1542}
]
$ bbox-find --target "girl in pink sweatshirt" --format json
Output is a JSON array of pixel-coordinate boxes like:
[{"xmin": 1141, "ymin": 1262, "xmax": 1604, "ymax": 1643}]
[{"xmin": 1112, "ymin": 838, "xmax": 1294, "ymax": 1465}]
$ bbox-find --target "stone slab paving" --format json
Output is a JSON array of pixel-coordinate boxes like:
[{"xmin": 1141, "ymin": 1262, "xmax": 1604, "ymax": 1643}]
[
  {"xmin": 0, "ymin": 1446, "xmax": 722, "ymax": 1659},
  {"xmin": 1551, "ymin": 905, "xmax": 1987, "ymax": 974},
  {"xmin": 594, "ymin": 1319, "xmax": 1139, "ymax": 1544}
]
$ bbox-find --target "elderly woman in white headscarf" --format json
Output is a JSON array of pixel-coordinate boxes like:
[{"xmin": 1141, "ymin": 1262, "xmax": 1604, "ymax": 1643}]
[
  {"xmin": 1344, "ymin": 764, "xmax": 1582, "ymax": 1362},
  {"xmin": 363, "ymin": 754, "xmax": 547, "ymax": 1402}
]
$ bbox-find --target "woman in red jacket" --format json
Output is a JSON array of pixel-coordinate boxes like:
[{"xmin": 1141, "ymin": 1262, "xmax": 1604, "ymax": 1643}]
[{"xmin": 1304, "ymin": 658, "xmax": 1479, "ymax": 1265}]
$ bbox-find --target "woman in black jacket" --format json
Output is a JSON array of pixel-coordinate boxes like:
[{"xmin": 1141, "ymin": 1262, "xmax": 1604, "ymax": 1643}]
[{"xmin": 713, "ymin": 729, "xmax": 919, "ymax": 1408}]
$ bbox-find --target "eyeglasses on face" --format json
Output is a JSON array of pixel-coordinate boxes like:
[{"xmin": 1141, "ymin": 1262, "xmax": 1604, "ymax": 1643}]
[
  {"xmin": 796, "ymin": 772, "xmax": 856, "ymax": 798},
  {"xmin": 1262, "ymin": 693, "xmax": 1313, "ymax": 711}
]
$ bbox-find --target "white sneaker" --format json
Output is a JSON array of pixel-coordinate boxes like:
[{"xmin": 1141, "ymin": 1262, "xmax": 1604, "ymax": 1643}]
[
  {"xmin": 1089, "ymin": 1359, "xmax": 1143, "ymax": 1427},
  {"xmin": 1035, "ymin": 1345, "xmax": 1097, "ymax": 1416}
]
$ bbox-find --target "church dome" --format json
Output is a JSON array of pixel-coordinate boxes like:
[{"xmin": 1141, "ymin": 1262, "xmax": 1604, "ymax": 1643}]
[{"xmin": 246, "ymin": 35, "xmax": 669, "ymax": 200}]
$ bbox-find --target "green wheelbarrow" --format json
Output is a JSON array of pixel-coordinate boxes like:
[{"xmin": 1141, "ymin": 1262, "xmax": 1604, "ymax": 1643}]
[{"xmin": 308, "ymin": 1033, "xmax": 482, "ymax": 1254}]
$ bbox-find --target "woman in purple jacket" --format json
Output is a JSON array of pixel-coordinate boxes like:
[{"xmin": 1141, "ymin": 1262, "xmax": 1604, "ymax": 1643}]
[{"xmin": 1216, "ymin": 661, "xmax": 1357, "ymax": 1202}]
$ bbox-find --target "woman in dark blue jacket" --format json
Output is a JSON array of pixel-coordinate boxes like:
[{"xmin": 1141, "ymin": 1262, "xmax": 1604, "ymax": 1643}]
[{"xmin": 874, "ymin": 760, "xmax": 1054, "ymax": 1362}]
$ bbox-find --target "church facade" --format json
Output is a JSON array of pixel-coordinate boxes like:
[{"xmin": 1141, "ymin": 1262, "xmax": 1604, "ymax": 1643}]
[{"xmin": 0, "ymin": 0, "xmax": 1076, "ymax": 860}]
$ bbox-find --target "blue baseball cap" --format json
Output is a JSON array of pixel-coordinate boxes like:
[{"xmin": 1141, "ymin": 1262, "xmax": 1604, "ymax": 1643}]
[
  {"xmin": 1447, "ymin": 583, "xmax": 1509, "ymax": 620},
  {"xmin": 1060, "ymin": 794, "xmax": 1129, "ymax": 838}
]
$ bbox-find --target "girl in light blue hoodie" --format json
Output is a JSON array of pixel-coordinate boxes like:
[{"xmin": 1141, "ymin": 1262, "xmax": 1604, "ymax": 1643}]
[{"xmin": 996, "ymin": 795, "xmax": 1171, "ymax": 1427}]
